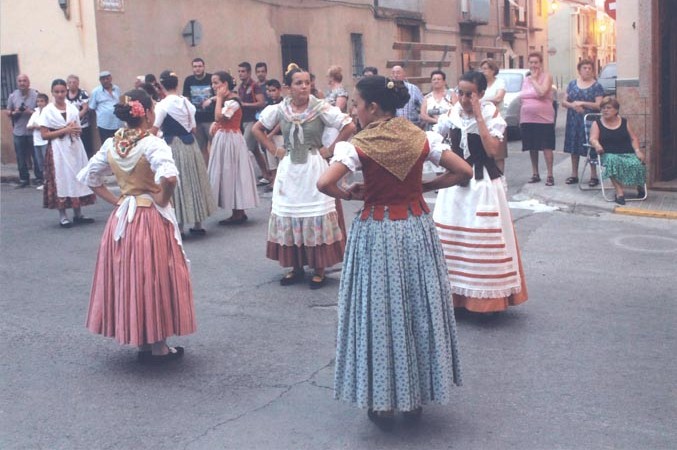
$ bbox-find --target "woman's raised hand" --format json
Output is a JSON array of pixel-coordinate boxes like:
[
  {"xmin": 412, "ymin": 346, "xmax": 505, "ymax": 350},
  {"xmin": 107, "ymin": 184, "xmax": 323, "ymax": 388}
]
[
  {"xmin": 217, "ymin": 85, "xmax": 230, "ymax": 99},
  {"xmin": 470, "ymin": 92, "xmax": 483, "ymax": 117}
]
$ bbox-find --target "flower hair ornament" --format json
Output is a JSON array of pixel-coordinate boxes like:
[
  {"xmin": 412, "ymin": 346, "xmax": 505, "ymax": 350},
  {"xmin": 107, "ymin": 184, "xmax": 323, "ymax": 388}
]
[
  {"xmin": 386, "ymin": 79, "xmax": 395, "ymax": 89},
  {"xmin": 128, "ymin": 100, "xmax": 146, "ymax": 118}
]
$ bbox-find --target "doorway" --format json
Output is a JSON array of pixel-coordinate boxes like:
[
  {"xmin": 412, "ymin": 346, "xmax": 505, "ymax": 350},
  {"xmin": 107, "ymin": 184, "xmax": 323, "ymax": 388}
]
[
  {"xmin": 655, "ymin": 0, "xmax": 677, "ymax": 187},
  {"xmin": 281, "ymin": 35, "xmax": 309, "ymax": 76}
]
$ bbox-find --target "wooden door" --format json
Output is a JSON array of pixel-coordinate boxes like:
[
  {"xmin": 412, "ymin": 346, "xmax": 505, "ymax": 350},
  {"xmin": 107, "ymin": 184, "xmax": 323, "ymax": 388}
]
[{"xmin": 657, "ymin": 0, "xmax": 677, "ymax": 183}]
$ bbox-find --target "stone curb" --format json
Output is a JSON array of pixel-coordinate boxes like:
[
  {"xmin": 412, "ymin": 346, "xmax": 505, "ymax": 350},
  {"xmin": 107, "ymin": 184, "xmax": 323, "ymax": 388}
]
[{"xmin": 614, "ymin": 206, "xmax": 677, "ymax": 220}]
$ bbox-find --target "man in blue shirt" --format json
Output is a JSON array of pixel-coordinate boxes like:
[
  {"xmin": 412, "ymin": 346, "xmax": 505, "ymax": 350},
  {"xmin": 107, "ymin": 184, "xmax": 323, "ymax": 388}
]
[
  {"xmin": 89, "ymin": 71, "xmax": 123, "ymax": 143},
  {"xmin": 391, "ymin": 65, "xmax": 423, "ymax": 128}
]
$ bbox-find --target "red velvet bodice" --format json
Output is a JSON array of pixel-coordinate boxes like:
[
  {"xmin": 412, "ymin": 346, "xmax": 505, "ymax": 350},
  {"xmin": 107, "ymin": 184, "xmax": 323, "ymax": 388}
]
[
  {"xmin": 213, "ymin": 107, "xmax": 242, "ymax": 133},
  {"xmin": 356, "ymin": 142, "xmax": 431, "ymax": 221}
]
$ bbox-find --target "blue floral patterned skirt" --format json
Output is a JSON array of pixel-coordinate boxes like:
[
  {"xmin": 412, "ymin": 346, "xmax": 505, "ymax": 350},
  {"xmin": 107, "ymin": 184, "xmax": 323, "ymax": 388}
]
[
  {"xmin": 334, "ymin": 209, "xmax": 462, "ymax": 412},
  {"xmin": 602, "ymin": 153, "xmax": 646, "ymax": 186}
]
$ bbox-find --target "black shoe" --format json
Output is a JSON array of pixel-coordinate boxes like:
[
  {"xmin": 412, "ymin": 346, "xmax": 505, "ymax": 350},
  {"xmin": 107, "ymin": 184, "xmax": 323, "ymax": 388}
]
[
  {"xmin": 32, "ymin": 178, "xmax": 44, "ymax": 186},
  {"xmin": 367, "ymin": 409, "xmax": 395, "ymax": 431},
  {"xmin": 614, "ymin": 195, "xmax": 626, "ymax": 205},
  {"xmin": 403, "ymin": 407, "xmax": 423, "ymax": 423},
  {"xmin": 189, "ymin": 228, "xmax": 206, "ymax": 235},
  {"xmin": 218, "ymin": 215, "xmax": 248, "ymax": 226},
  {"xmin": 73, "ymin": 215, "xmax": 95, "ymax": 224},
  {"xmin": 280, "ymin": 270, "xmax": 305, "ymax": 286},
  {"xmin": 15, "ymin": 181, "xmax": 29, "ymax": 189}
]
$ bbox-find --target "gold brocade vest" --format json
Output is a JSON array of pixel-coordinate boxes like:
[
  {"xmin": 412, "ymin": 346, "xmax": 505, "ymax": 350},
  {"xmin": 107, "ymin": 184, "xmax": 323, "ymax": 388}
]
[{"xmin": 107, "ymin": 152, "xmax": 161, "ymax": 207}]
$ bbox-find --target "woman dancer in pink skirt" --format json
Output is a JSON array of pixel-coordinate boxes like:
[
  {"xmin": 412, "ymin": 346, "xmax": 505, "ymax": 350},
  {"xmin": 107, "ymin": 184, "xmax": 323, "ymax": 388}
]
[{"xmin": 78, "ymin": 89, "xmax": 196, "ymax": 362}]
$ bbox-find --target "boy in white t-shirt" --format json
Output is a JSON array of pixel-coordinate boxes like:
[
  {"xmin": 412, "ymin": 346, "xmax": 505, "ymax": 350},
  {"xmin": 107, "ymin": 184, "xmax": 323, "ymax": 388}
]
[
  {"xmin": 262, "ymin": 79, "xmax": 284, "ymax": 191},
  {"xmin": 26, "ymin": 93, "xmax": 49, "ymax": 189}
]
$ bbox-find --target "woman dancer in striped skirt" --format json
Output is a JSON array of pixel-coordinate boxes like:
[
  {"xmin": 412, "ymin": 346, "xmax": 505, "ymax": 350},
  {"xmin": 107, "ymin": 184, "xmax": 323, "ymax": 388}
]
[
  {"xmin": 433, "ymin": 70, "xmax": 528, "ymax": 313},
  {"xmin": 78, "ymin": 89, "xmax": 195, "ymax": 361}
]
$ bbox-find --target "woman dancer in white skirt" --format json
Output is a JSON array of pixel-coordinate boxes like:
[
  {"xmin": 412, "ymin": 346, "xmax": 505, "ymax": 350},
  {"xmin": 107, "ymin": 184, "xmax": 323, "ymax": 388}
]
[
  {"xmin": 39, "ymin": 79, "xmax": 96, "ymax": 228},
  {"xmin": 252, "ymin": 64, "xmax": 355, "ymax": 289},
  {"xmin": 433, "ymin": 71, "xmax": 528, "ymax": 313}
]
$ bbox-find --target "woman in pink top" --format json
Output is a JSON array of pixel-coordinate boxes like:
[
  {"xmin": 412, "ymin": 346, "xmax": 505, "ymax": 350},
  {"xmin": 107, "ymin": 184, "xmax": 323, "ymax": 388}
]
[{"xmin": 519, "ymin": 52, "xmax": 556, "ymax": 185}]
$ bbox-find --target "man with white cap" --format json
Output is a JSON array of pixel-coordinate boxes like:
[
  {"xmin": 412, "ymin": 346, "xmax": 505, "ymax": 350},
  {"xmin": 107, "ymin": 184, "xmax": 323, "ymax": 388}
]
[{"xmin": 88, "ymin": 70, "xmax": 123, "ymax": 143}]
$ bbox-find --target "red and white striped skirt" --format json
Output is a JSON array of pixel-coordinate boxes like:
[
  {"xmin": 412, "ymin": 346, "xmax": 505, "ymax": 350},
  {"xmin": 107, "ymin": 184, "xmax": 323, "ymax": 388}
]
[{"xmin": 433, "ymin": 175, "xmax": 528, "ymax": 313}]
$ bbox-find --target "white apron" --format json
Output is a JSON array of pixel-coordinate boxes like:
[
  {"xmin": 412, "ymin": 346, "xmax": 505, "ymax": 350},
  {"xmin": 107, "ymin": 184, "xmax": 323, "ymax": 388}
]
[{"xmin": 40, "ymin": 103, "xmax": 93, "ymax": 198}]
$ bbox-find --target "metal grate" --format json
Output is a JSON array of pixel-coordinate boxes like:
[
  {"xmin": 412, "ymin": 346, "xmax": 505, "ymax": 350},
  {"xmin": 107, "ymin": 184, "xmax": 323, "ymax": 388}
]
[{"xmin": 1, "ymin": 54, "xmax": 19, "ymax": 110}]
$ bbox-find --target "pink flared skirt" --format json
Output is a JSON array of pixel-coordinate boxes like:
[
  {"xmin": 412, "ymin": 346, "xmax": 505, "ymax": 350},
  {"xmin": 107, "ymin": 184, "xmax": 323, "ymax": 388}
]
[{"xmin": 86, "ymin": 206, "xmax": 196, "ymax": 346}]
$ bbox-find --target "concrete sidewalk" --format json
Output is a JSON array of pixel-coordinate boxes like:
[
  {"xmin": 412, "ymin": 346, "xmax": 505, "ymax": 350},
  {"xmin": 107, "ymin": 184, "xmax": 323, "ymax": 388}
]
[
  {"xmin": 516, "ymin": 156, "xmax": 677, "ymax": 219},
  {"xmin": 1, "ymin": 163, "xmax": 116, "ymax": 188},
  {"xmin": 2, "ymin": 159, "xmax": 676, "ymax": 219}
]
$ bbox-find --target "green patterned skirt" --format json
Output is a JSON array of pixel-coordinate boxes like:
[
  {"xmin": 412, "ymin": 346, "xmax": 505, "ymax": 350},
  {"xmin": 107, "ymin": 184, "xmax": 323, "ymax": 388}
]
[{"xmin": 602, "ymin": 153, "xmax": 646, "ymax": 186}]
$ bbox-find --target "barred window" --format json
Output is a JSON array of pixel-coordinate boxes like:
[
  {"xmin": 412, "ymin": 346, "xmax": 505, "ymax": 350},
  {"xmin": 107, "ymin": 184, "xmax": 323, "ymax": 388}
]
[
  {"xmin": 1, "ymin": 54, "xmax": 19, "ymax": 110},
  {"xmin": 351, "ymin": 34, "xmax": 364, "ymax": 78}
]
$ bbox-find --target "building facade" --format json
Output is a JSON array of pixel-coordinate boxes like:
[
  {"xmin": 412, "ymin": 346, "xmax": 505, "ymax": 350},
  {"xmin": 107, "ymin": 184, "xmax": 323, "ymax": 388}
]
[
  {"xmin": 1, "ymin": 0, "xmax": 550, "ymax": 162},
  {"xmin": 547, "ymin": 0, "xmax": 616, "ymax": 90},
  {"xmin": 614, "ymin": 0, "xmax": 676, "ymax": 189}
]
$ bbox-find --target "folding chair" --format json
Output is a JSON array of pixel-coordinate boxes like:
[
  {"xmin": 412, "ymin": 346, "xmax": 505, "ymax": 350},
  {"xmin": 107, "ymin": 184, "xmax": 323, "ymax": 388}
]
[
  {"xmin": 580, "ymin": 113, "xmax": 648, "ymax": 202},
  {"xmin": 579, "ymin": 113, "xmax": 606, "ymax": 191}
]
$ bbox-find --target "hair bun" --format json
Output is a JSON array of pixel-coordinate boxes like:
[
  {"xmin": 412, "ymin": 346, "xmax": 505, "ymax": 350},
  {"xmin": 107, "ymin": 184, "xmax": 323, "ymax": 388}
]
[{"xmin": 286, "ymin": 63, "xmax": 300, "ymax": 76}]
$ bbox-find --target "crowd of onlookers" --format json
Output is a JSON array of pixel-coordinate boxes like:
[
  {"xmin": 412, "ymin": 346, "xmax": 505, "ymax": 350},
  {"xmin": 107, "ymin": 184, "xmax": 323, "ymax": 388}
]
[{"xmin": 7, "ymin": 52, "xmax": 646, "ymax": 207}]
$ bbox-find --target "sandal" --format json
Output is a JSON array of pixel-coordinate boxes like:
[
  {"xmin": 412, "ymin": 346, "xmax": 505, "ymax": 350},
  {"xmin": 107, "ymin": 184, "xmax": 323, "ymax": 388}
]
[
  {"xmin": 189, "ymin": 228, "xmax": 206, "ymax": 235},
  {"xmin": 140, "ymin": 346, "xmax": 184, "ymax": 363},
  {"xmin": 309, "ymin": 273, "xmax": 326, "ymax": 290},
  {"xmin": 588, "ymin": 178, "xmax": 600, "ymax": 187},
  {"xmin": 527, "ymin": 174, "xmax": 541, "ymax": 183},
  {"xmin": 565, "ymin": 176, "xmax": 579, "ymax": 184},
  {"xmin": 59, "ymin": 218, "xmax": 72, "ymax": 228},
  {"xmin": 545, "ymin": 176, "xmax": 555, "ymax": 186},
  {"xmin": 280, "ymin": 270, "xmax": 304, "ymax": 286}
]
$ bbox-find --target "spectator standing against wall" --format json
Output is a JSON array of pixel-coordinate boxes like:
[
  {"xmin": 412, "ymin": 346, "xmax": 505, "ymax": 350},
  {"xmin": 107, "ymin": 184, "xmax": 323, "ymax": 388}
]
[
  {"xmin": 66, "ymin": 74, "xmax": 93, "ymax": 158},
  {"xmin": 183, "ymin": 58, "xmax": 213, "ymax": 163},
  {"xmin": 89, "ymin": 71, "xmax": 123, "ymax": 144},
  {"xmin": 26, "ymin": 93, "xmax": 50, "ymax": 190},
  {"xmin": 237, "ymin": 61, "xmax": 271, "ymax": 183},
  {"xmin": 255, "ymin": 62, "xmax": 270, "ymax": 104},
  {"xmin": 6, "ymin": 74, "xmax": 39, "ymax": 187},
  {"xmin": 391, "ymin": 65, "xmax": 423, "ymax": 127}
]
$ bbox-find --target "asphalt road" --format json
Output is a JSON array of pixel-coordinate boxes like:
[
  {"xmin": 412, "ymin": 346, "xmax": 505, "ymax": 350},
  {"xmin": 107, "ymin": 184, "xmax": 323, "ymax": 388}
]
[
  {"xmin": 0, "ymin": 154, "xmax": 677, "ymax": 449},
  {"xmin": 1, "ymin": 134, "xmax": 676, "ymax": 449}
]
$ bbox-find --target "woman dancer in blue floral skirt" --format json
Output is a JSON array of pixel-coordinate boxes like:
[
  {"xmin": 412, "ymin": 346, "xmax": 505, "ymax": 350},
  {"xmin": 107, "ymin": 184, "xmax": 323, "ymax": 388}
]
[{"xmin": 318, "ymin": 75, "xmax": 471, "ymax": 426}]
